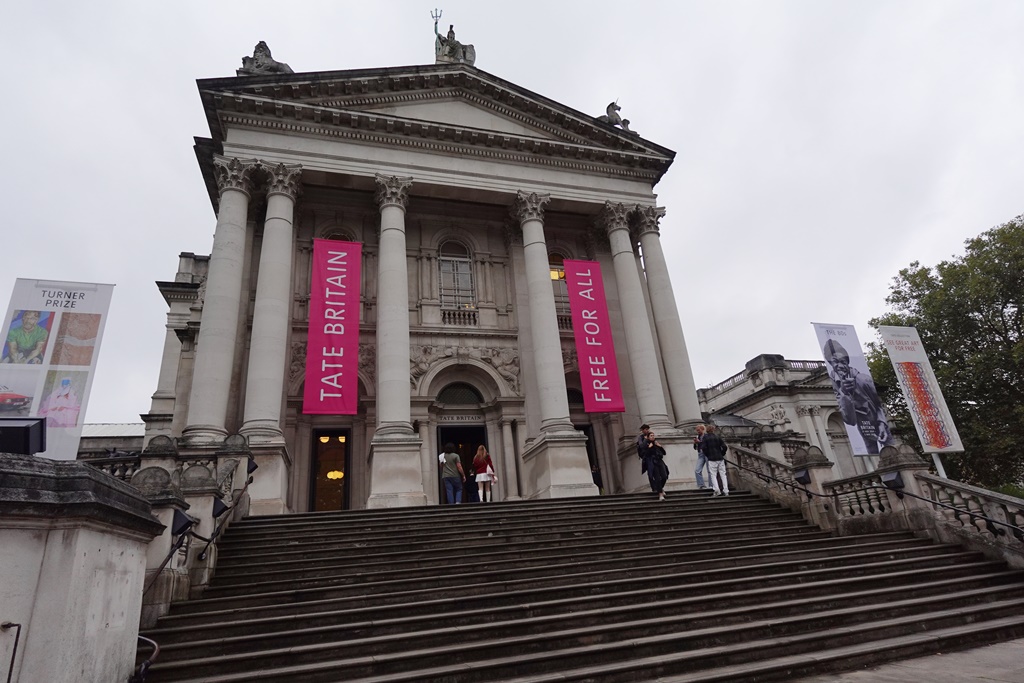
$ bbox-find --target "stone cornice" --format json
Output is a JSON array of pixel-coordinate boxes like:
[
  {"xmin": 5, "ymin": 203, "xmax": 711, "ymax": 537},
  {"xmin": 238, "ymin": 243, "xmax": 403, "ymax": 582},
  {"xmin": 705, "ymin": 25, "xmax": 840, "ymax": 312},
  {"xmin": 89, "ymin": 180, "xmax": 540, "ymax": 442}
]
[
  {"xmin": 155, "ymin": 281, "xmax": 201, "ymax": 306},
  {"xmin": 198, "ymin": 64, "xmax": 674, "ymax": 180}
]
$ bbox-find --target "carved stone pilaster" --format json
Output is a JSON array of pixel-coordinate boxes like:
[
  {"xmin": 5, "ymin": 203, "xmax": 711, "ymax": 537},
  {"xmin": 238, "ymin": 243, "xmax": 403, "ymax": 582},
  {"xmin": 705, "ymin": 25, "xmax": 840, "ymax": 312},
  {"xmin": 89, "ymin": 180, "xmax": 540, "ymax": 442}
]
[
  {"xmin": 512, "ymin": 191, "xmax": 550, "ymax": 224},
  {"xmin": 598, "ymin": 201, "xmax": 631, "ymax": 235},
  {"xmin": 288, "ymin": 341, "xmax": 307, "ymax": 390},
  {"xmin": 635, "ymin": 205, "xmax": 667, "ymax": 237},
  {"xmin": 810, "ymin": 405, "xmax": 821, "ymax": 417},
  {"xmin": 795, "ymin": 405, "xmax": 811, "ymax": 417},
  {"xmin": 267, "ymin": 163, "xmax": 303, "ymax": 200},
  {"xmin": 212, "ymin": 156, "xmax": 260, "ymax": 198},
  {"xmin": 359, "ymin": 343, "xmax": 376, "ymax": 383},
  {"xmin": 374, "ymin": 174, "xmax": 412, "ymax": 211}
]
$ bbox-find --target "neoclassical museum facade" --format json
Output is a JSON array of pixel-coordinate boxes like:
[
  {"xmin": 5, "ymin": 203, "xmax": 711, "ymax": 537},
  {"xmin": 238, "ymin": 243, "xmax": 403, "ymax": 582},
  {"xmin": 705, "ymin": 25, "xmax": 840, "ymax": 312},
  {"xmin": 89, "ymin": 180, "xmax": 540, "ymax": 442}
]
[{"xmin": 139, "ymin": 51, "xmax": 703, "ymax": 514}]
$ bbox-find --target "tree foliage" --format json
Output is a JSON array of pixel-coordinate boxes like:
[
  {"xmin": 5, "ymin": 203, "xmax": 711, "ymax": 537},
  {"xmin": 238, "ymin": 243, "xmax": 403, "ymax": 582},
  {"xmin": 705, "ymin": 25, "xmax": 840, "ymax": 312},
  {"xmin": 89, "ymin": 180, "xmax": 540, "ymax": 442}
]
[{"xmin": 866, "ymin": 213, "xmax": 1024, "ymax": 488}]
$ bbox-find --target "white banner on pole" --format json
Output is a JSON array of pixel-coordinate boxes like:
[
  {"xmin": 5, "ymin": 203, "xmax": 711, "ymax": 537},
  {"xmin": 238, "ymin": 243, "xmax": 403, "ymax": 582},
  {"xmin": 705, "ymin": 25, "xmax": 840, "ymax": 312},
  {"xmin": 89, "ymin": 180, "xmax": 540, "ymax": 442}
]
[
  {"xmin": 878, "ymin": 325, "xmax": 963, "ymax": 453},
  {"xmin": 812, "ymin": 322, "xmax": 896, "ymax": 456},
  {"xmin": 0, "ymin": 278, "xmax": 114, "ymax": 460}
]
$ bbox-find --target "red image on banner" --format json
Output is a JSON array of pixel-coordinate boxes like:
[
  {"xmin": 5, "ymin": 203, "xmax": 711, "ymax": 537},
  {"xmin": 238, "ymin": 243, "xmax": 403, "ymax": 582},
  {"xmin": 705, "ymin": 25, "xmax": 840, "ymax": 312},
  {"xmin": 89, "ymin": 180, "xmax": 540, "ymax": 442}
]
[
  {"xmin": 564, "ymin": 260, "xmax": 625, "ymax": 412},
  {"xmin": 303, "ymin": 239, "xmax": 362, "ymax": 415}
]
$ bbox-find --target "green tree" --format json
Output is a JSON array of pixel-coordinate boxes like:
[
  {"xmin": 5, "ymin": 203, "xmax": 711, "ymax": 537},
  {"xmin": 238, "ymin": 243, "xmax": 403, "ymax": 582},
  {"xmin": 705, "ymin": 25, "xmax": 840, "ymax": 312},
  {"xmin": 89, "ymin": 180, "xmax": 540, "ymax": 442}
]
[{"xmin": 866, "ymin": 213, "xmax": 1024, "ymax": 488}]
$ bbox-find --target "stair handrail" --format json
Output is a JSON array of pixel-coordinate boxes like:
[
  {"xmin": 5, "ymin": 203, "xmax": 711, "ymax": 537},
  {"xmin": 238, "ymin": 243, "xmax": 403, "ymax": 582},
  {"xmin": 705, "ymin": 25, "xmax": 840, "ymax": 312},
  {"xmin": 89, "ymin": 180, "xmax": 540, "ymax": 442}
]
[
  {"xmin": 127, "ymin": 635, "xmax": 159, "ymax": 683},
  {"xmin": 725, "ymin": 445, "xmax": 838, "ymax": 505}
]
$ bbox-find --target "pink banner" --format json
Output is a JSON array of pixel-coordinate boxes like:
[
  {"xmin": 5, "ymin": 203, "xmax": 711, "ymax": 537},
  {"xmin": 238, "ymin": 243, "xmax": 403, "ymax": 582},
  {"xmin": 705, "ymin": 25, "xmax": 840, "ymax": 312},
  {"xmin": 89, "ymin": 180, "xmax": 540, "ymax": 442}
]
[
  {"xmin": 564, "ymin": 260, "xmax": 625, "ymax": 412},
  {"xmin": 303, "ymin": 239, "xmax": 362, "ymax": 415}
]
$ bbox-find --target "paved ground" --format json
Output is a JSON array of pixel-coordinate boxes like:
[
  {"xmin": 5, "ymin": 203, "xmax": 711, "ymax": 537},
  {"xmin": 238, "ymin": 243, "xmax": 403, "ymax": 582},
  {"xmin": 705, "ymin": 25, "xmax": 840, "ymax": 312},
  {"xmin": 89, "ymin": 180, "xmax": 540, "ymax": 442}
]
[{"xmin": 795, "ymin": 638, "xmax": 1024, "ymax": 682}]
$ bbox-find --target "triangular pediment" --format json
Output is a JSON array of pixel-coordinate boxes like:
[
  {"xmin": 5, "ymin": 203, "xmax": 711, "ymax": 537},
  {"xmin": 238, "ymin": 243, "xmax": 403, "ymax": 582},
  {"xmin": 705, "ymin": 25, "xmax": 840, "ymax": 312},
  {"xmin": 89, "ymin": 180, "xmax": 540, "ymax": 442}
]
[
  {"xmin": 196, "ymin": 63, "xmax": 675, "ymax": 192},
  {"xmin": 352, "ymin": 97, "xmax": 557, "ymax": 140}
]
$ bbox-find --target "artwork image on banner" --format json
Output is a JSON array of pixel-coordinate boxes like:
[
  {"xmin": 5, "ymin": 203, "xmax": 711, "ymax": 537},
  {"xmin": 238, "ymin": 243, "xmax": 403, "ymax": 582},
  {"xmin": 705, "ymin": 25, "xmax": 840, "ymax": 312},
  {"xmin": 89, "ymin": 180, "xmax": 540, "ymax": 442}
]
[
  {"xmin": 51, "ymin": 312, "xmax": 102, "ymax": 366},
  {"xmin": 2, "ymin": 310, "xmax": 54, "ymax": 364},
  {"xmin": 878, "ymin": 325, "xmax": 964, "ymax": 453},
  {"xmin": 38, "ymin": 370, "xmax": 88, "ymax": 428},
  {"xmin": 0, "ymin": 371, "xmax": 39, "ymax": 416},
  {"xmin": 811, "ymin": 322, "xmax": 895, "ymax": 456}
]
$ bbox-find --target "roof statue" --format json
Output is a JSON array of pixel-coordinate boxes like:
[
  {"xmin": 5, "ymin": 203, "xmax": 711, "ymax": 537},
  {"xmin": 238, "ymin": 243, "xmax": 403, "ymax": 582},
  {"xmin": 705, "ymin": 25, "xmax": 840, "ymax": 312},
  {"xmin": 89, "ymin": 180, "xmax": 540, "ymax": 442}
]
[
  {"xmin": 237, "ymin": 41, "xmax": 294, "ymax": 76},
  {"xmin": 596, "ymin": 101, "xmax": 635, "ymax": 134},
  {"xmin": 432, "ymin": 9, "xmax": 476, "ymax": 65}
]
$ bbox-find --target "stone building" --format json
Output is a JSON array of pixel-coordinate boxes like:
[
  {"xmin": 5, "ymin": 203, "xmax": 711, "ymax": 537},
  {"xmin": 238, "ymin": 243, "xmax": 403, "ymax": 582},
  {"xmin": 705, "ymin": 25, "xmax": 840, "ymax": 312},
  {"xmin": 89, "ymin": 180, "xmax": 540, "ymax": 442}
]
[
  {"xmin": 697, "ymin": 353, "xmax": 879, "ymax": 478},
  {"xmin": 135, "ymin": 43, "xmax": 704, "ymax": 514}
]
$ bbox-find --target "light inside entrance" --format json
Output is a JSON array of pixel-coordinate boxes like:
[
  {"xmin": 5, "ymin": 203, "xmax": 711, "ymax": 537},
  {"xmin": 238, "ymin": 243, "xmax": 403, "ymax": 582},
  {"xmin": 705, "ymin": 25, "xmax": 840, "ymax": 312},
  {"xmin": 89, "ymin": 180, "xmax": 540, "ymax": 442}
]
[{"xmin": 313, "ymin": 430, "xmax": 348, "ymax": 511}]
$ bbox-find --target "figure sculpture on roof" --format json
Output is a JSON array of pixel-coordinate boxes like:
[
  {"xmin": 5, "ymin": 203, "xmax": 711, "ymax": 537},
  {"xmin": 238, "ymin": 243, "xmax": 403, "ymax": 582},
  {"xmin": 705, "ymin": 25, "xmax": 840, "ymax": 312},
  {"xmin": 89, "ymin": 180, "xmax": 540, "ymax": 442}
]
[
  {"xmin": 432, "ymin": 10, "xmax": 476, "ymax": 65},
  {"xmin": 237, "ymin": 41, "xmax": 294, "ymax": 76},
  {"xmin": 596, "ymin": 101, "xmax": 634, "ymax": 133}
]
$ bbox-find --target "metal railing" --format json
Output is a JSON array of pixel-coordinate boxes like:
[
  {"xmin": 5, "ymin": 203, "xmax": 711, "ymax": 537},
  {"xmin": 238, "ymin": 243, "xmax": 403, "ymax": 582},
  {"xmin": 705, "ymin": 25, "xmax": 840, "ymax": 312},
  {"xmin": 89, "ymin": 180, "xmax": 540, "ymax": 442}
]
[
  {"xmin": 2, "ymin": 622, "xmax": 21, "ymax": 683},
  {"xmin": 128, "ymin": 635, "xmax": 159, "ymax": 683}
]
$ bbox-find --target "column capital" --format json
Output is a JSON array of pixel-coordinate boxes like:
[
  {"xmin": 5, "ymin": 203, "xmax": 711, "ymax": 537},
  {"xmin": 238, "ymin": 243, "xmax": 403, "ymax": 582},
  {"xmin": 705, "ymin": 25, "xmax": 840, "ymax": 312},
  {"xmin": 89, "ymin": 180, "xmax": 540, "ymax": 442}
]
[
  {"xmin": 598, "ymin": 201, "xmax": 632, "ymax": 235},
  {"xmin": 374, "ymin": 174, "xmax": 413, "ymax": 211},
  {"xmin": 796, "ymin": 404, "xmax": 811, "ymax": 417},
  {"xmin": 512, "ymin": 191, "xmax": 550, "ymax": 224},
  {"xmin": 213, "ymin": 155, "xmax": 260, "ymax": 198},
  {"xmin": 267, "ymin": 163, "xmax": 303, "ymax": 200},
  {"xmin": 636, "ymin": 205, "xmax": 667, "ymax": 237}
]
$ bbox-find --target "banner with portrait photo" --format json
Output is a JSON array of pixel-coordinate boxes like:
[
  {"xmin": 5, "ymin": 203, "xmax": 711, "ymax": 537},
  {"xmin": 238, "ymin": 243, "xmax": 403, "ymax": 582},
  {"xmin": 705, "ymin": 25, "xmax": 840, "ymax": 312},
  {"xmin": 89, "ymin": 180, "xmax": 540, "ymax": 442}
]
[
  {"xmin": 811, "ymin": 322, "xmax": 895, "ymax": 456},
  {"xmin": 878, "ymin": 325, "xmax": 963, "ymax": 453},
  {"xmin": 0, "ymin": 278, "xmax": 114, "ymax": 460}
]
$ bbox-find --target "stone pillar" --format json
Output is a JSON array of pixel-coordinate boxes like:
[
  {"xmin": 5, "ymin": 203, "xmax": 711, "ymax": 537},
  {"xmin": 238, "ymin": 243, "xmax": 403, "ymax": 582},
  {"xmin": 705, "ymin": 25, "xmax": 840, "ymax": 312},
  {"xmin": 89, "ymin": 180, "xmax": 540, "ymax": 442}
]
[
  {"xmin": 636, "ymin": 206, "xmax": 702, "ymax": 427},
  {"xmin": 367, "ymin": 175, "xmax": 424, "ymax": 508},
  {"xmin": 601, "ymin": 203, "xmax": 672, "ymax": 430},
  {"xmin": 417, "ymin": 420, "xmax": 437, "ymax": 505},
  {"xmin": 809, "ymin": 405, "xmax": 838, "ymax": 465},
  {"xmin": 797, "ymin": 405, "xmax": 822, "ymax": 449},
  {"xmin": 241, "ymin": 163, "xmax": 302, "ymax": 444},
  {"xmin": 501, "ymin": 418, "xmax": 521, "ymax": 499},
  {"xmin": 183, "ymin": 156, "xmax": 258, "ymax": 444},
  {"xmin": 512, "ymin": 191, "xmax": 595, "ymax": 498},
  {"xmin": 515, "ymin": 191, "xmax": 575, "ymax": 433}
]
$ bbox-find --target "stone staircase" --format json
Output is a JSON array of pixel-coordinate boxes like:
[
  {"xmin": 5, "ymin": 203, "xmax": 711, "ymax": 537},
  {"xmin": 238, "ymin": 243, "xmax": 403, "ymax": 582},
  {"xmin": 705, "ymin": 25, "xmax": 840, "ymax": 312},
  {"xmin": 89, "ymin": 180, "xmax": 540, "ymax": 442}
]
[{"xmin": 140, "ymin": 490, "xmax": 1024, "ymax": 682}]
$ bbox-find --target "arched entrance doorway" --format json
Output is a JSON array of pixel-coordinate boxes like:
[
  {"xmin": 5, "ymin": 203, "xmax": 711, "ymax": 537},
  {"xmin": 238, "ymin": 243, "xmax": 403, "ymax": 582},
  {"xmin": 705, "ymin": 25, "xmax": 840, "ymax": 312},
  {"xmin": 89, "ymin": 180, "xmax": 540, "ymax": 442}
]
[{"xmin": 435, "ymin": 382, "xmax": 488, "ymax": 504}]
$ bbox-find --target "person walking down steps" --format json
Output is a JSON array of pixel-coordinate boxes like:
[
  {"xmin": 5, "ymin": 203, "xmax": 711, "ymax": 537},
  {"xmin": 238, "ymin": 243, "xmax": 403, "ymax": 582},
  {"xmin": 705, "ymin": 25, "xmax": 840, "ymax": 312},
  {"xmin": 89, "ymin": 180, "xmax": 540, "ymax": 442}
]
[
  {"xmin": 702, "ymin": 424, "xmax": 730, "ymax": 496},
  {"xmin": 640, "ymin": 430, "xmax": 670, "ymax": 501},
  {"xmin": 473, "ymin": 445, "xmax": 497, "ymax": 503}
]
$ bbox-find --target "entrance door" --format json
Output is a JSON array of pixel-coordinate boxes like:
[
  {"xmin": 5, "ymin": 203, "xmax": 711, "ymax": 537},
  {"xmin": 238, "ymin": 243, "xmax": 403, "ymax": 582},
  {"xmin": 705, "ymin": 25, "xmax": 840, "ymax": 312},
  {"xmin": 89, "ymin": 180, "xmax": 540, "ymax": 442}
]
[
  {"xmin": 436, "ymin": 425, "xmax": 487, "ymax": 504},
  {"xmin": 575, "ymin": 423, "xmax": 603, "ymax": 494},
  {"xmin": 310, "ymin": 429, "xmax": 351, "ymax": 511}
]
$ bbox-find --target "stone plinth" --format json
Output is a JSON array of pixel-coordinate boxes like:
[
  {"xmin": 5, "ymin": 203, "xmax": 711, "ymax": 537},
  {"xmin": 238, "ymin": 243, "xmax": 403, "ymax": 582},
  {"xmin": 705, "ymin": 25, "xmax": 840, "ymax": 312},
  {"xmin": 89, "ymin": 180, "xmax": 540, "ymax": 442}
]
[
  {"xmin": 520, "ymin": 431, "xmax": 599, "ymax": 499},
  {"xmin": 0, "ymin": 453, "xmax": 164, "ymax": 683}
]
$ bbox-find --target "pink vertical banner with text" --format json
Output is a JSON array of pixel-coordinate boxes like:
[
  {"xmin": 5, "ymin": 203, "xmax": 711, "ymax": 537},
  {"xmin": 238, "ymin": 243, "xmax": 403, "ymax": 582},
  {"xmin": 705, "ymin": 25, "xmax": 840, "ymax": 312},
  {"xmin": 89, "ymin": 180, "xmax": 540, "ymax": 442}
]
[
  {"xmin": 564, "ymin": 260, "xmax": 625, "ymax": 412},
  {"xmin": 303, "ymin": 239, "xmax": 362, "ymax": 415}
]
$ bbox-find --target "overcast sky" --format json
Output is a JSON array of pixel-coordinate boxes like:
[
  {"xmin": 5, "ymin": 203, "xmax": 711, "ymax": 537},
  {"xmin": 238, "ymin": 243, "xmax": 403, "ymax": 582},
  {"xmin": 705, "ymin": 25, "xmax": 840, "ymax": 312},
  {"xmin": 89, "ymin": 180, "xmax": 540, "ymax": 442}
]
[{"xmin": 2, "ymin": 1, "xmax": 1021, "ymax": 424}]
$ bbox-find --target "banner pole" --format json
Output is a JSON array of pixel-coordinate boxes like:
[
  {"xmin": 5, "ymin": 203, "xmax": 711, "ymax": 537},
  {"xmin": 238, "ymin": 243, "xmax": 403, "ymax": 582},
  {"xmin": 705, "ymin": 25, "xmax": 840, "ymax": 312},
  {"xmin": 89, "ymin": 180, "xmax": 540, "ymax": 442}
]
[{"xmin": 930, "ymin": 452, "xmax": 947, "ymax": 478}]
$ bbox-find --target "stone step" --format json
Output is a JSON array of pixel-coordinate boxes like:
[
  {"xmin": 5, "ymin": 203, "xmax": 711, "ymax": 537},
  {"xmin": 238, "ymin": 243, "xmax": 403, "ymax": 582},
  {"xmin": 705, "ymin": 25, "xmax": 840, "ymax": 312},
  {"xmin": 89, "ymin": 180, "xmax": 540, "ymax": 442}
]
[
  {"xmin": 148, "ymin": 575, "xmax": 1024, "ymax": 663},
  {"xmin": 145, "ymin": 568, "xmax": 1024, "ymax": 648},
  {"xmin": 144, "ymin": 596, "xmax": 1024, "ymax": 682}
]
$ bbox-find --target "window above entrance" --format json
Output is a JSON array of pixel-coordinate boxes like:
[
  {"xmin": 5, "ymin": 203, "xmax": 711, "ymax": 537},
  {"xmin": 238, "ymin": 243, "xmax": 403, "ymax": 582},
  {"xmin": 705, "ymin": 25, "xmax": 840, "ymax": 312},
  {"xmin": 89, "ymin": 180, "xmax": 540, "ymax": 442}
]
[
  {"xmin": 437, "ymin": 382, "xmax": 484, "ymax": 405},
  {"xmin": 439, "ymin": 240, "xmax": 477, "ymax": 326}
]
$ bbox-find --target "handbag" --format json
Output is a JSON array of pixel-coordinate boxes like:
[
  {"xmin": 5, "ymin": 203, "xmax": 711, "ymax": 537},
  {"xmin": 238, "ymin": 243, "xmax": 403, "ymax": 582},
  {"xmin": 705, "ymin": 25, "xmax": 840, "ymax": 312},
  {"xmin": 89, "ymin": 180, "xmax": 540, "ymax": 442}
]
[{"xmin": 486, "ymin": 464, "xmax": 497, "ymax": 481}]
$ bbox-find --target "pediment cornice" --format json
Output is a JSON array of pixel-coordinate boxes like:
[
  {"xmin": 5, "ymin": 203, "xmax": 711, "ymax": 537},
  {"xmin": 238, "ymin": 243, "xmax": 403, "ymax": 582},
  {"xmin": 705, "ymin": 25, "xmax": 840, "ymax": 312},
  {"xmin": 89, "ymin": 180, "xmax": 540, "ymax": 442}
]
[{"xmin": 197, "ymin": 63, "xmax": 674, "ymax": 181}]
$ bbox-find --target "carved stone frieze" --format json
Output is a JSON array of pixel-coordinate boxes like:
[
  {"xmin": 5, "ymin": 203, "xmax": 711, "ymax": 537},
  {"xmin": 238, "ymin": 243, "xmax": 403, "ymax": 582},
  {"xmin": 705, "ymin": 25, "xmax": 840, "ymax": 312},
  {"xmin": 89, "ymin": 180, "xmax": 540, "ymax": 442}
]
[
  {"xmin": 359, "ymin": 343, "xmax": 376, "ymax": 384},
  {"xmin": 288, "ymin": 341, "xmax": 307, "ymax": 388},
  {"xmin": 213, "ymin": 156, "xmax": 260, "ymax": 197},
  {"xmin": 512, "ymin": 191, "xmax": 551, "ymax": 224},
  {"xmin": 374, "ymin": 174, "xmax": 413, "ymax": 210},
  {"xmin": 562, "ymin": 346, "xmax": 578, "ymax": 373},
  {"xmin": 267, "ymin": 163, "xmax": 303, "ymax": 200},
  {"xmin": 409, "ymin": 343, "xmax": 521, "ymax": 394}
]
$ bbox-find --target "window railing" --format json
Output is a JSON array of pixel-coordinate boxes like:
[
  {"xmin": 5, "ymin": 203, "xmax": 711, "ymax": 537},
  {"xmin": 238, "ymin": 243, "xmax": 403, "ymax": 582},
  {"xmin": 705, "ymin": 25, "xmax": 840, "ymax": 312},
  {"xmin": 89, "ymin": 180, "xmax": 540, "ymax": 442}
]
[{"xmin": 441, "ymin": 308, "xmax": 478, "ymax": 326}]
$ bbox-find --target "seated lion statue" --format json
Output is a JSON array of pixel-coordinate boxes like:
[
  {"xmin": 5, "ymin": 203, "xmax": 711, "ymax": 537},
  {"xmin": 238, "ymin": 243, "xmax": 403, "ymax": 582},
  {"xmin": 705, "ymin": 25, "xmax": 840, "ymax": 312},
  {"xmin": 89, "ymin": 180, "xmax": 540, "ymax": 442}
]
[{"xmin": 237, "ymin": 41, "xmax": 294, "ymax": 76}]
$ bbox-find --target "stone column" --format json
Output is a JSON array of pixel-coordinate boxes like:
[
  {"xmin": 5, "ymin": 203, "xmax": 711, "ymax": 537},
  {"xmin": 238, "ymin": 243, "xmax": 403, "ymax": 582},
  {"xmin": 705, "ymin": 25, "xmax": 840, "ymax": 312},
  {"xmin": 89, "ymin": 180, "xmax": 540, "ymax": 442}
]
[
  {"xmin": 796, "ymin": 405, "xmax": 822, "ymax": 449},
  {"xmin": 514, "ymin": 191, "xmax": 574, "ymax": 433},
  {"xmin": 501, "ymin": 418, "xmax": 520, "ymax": 499},
  {"xmin": 636, "ymin": 206, "xmax": 702, "ymax": 427},
  {"xmin": 512, "ymin": 191, "xmax": 595, "ymax": 498},
  {"xmin": 183, "ymin": 156, "xmax": 258, "ymax": 444},
  {"xmin": 601, "ymin": 203, "xmax": 672, "ymax": 429},
  {"xmin": 241, "ymin": 163, "xmax": 302, "ymax": 444},
  {"xmin": 367, "ymin": 175, "xmax": 424, "ymax": 507},
  {"xmin": 374, "ymin": 174, "xmax": 415, "ymax": 435}
]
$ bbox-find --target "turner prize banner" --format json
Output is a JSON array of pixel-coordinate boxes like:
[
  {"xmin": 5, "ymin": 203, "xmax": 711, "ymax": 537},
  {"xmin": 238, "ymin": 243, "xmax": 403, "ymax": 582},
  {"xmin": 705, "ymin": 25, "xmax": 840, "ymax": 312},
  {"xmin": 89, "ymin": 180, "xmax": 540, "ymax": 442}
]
[
  {"xmin": 303, "ymin": 239, "xmax": 362, "ymax": 415},
  {"xmin": 0, "ymin": 278, "xmax": 114, "ymax": 460},
  {"xmin": 564, "ymin": 260, "xmax": 624, "ymax": 412},
  {"xmin": 811, "ymin": 322, "xmax": 895, "ymax": 456},
  {"xmin": 878, "ymin": 325, "xmax": 963, "ymax": 453}
]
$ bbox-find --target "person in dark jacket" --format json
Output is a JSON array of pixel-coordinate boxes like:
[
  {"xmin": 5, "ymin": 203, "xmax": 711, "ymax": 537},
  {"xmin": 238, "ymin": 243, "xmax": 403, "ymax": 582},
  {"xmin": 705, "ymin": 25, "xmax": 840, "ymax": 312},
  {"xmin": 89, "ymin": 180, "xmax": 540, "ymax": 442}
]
[
  {"xmin": 635, "ymin": 424, "xmax": 651, "ymax": 458},
  {"xmin": 640, "ymin": 431, "xmax": 669, "ymax": 501},
  {"xmin": 702, "ymin": 424, "xmax": 729, "ymax": 496}
]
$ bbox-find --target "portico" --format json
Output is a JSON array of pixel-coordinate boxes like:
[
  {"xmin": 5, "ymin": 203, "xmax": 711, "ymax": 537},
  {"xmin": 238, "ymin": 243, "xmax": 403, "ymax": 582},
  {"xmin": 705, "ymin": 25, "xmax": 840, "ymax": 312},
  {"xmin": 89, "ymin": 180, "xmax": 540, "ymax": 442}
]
[{"xmin": 140, "ymin": 56, "xmax": 704, "ymax": 512}]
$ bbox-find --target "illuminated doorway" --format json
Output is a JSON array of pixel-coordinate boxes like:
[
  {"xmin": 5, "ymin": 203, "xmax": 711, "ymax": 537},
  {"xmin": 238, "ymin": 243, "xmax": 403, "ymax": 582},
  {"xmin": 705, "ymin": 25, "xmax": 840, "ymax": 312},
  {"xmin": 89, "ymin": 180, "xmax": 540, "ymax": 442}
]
[
  {"xmin": 436, "ymin": 425, "xmax": 487, "ymax": 505},
  {"xmin": 311, "ymin": 429, "xmax": 351, "ymax": 511}
]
